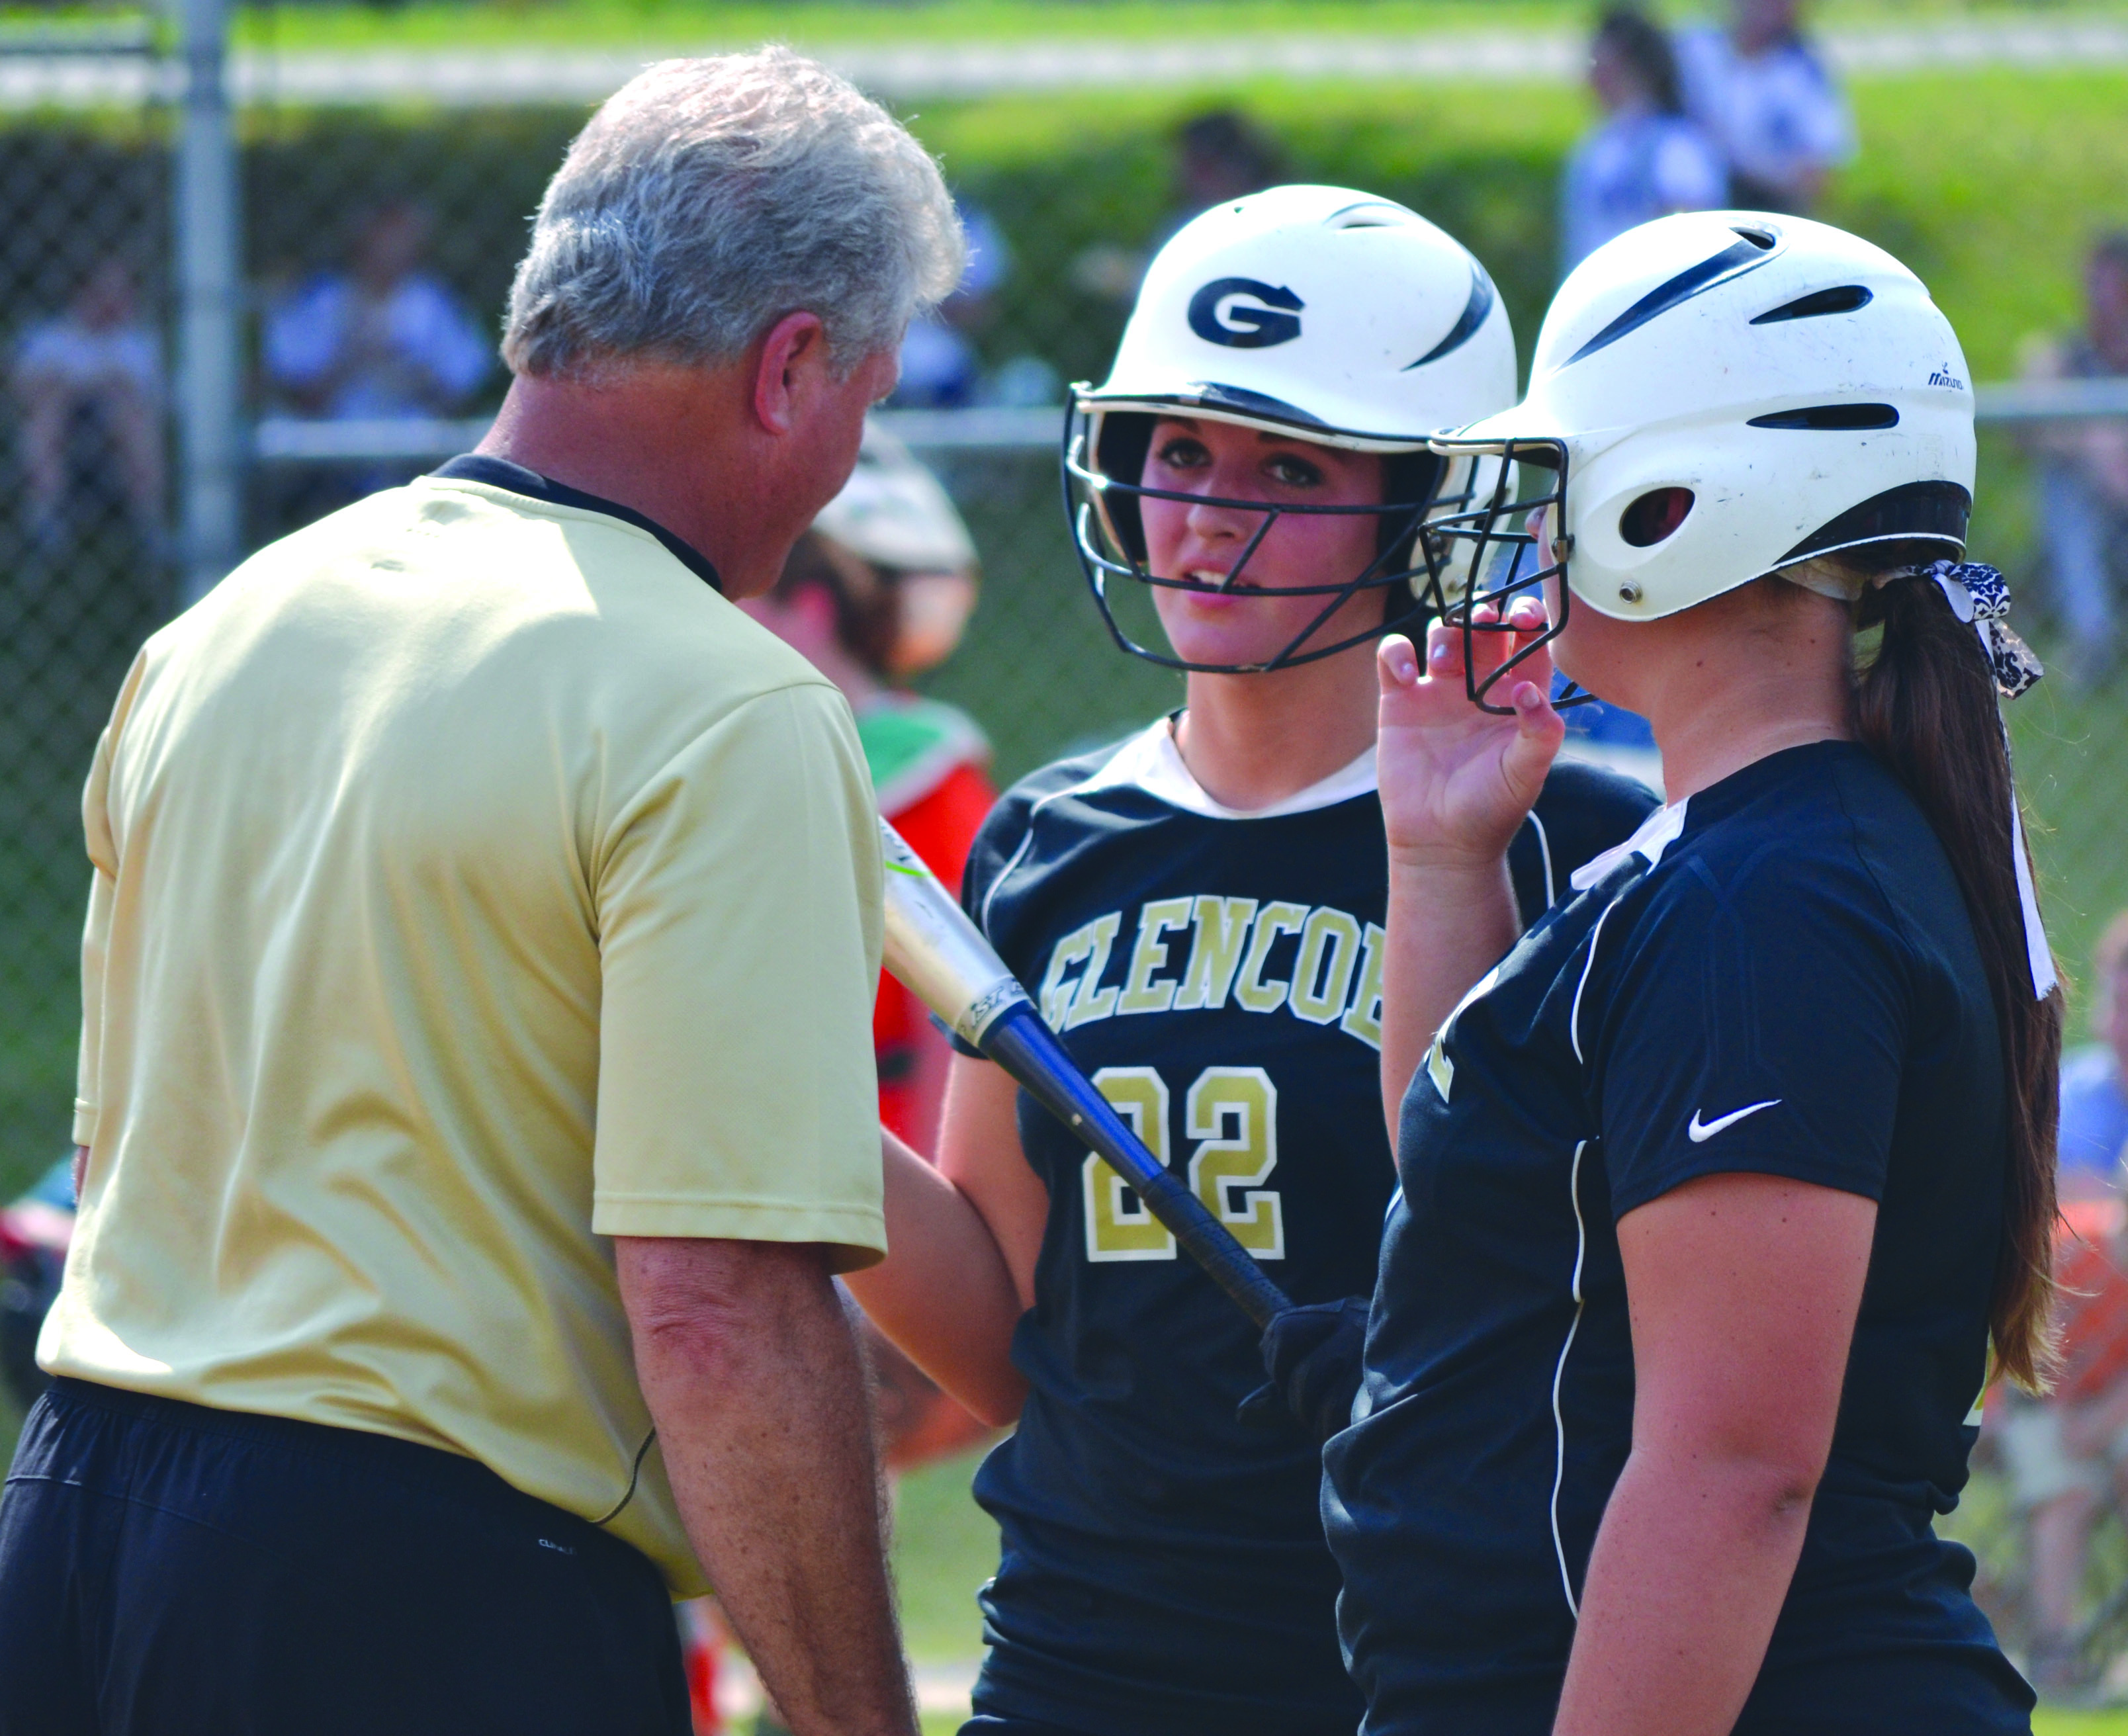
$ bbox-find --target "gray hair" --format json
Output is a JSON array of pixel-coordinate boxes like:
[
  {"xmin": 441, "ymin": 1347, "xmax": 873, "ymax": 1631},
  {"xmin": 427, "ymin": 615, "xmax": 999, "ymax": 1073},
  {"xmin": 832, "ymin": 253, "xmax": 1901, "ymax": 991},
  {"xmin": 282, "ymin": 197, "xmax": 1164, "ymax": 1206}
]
[{"xmin": 502, "ymin": 48, "xmax": 965, "ymax": 380}]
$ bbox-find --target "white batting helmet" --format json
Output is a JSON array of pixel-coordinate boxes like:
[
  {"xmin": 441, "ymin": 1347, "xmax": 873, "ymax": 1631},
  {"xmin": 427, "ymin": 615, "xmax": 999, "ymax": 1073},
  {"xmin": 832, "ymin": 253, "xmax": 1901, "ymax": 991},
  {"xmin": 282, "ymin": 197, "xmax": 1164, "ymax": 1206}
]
[
  {"xmin": 814, "ymin": 421, "xmax": 977, "ymax": 575},
  {"xmin": 1429, "ymin": 210, "xmax": 1976, "ymax": 704},
  {"xmin": 1063, "ymin": 183, "xmax": 1519, "ymax": 672}
]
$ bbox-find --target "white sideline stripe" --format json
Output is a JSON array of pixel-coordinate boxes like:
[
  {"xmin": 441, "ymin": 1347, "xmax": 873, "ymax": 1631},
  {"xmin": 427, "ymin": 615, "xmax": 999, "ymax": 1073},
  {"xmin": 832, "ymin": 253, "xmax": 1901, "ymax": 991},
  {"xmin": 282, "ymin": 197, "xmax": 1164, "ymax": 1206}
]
[
  {"xmin": 7, "ymin": 17, "xmax": 2128, "ymax": 109},
  {"xmin": 251, "ymin": 377, "xmax": 2118, "ymax": 472},
  {"xmin": 251, "ymin": 406, "xmax": 1067, "ymax": 464}
]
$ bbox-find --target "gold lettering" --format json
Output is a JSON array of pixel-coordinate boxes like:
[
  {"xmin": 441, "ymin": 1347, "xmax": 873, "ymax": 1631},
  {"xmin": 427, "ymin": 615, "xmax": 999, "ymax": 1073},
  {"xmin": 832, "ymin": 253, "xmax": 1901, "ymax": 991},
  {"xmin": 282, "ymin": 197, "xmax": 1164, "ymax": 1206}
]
[
  {"xmin": 1288, "ymin": 907, "xmax": 1363, "ymax": 1025},
  {"xmin": 1173, "ymin": 896, "xmax": 1258, "ymax": 1012},
  {"xmin": 1063, "ymin": 914, "xmax": 1124, "ymax": 1029},
  {"xmin": 1339, "ymin": 922, "xmax": 1389, "ymax": 1051},
  {"xmin": 1232, "ymin": 902, "xmax": 1308, "ymax": 1014},
  {"xmin": 1117, "ymin": 897, "xmax": 1196, "ymax": 1016}
]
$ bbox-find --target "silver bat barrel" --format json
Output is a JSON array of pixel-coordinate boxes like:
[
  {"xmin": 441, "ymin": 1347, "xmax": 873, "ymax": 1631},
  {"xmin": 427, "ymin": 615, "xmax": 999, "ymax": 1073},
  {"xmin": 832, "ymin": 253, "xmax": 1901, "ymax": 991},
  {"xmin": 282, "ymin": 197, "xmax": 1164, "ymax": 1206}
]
[
  {"xmin": 878, "ymin": 821, "xmax": 1032, "ymax": 1048},
  {"xmin": 877, "ymin": 818, "xmax": 1290, "ymax": 1330}
]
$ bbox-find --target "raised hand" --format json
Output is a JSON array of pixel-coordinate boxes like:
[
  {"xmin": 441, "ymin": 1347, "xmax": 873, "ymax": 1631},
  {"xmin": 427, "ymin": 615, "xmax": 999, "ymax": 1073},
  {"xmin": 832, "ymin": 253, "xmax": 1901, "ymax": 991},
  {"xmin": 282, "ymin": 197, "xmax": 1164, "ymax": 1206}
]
[{"xmin": 1376, "ymin": 594, "xmax": 1566, "ymax": 872}]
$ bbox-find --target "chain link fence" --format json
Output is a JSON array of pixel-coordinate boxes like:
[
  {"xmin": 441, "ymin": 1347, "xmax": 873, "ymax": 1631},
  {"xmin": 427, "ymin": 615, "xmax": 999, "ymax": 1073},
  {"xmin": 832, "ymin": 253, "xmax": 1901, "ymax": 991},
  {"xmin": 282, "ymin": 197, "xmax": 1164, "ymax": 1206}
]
[
  {"xmin": 5, "ymin": 33, "xmax": 2128, "ymax": 1209},
  {"xmin": 0, "ymin": 93, "xmax": 171, "ymax": 1211}
]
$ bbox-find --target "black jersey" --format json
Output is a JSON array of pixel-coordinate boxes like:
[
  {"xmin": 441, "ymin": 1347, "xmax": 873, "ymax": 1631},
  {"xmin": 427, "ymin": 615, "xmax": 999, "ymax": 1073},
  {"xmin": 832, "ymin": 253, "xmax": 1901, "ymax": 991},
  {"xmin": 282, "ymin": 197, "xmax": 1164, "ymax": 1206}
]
[
  {"xmin": 1325, "ymin": 742, "xmax": 2035, "ymax": 1735},
  {"xmin": 955, "ymin": 720, "xmax": 1654, "ymax": 1736}
]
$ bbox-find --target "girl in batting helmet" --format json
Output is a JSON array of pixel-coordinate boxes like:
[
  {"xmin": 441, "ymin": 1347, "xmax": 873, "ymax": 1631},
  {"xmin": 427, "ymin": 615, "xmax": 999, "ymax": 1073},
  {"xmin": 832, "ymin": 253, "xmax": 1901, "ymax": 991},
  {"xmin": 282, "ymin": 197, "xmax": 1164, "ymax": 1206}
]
[
  {"xmin": 844, "ymin": 185, "xmax": 1658, "ymax": 1736},
  {"xmin": 1327, "ymin": 210, "xmax": 2059, "ymax": 1734}
]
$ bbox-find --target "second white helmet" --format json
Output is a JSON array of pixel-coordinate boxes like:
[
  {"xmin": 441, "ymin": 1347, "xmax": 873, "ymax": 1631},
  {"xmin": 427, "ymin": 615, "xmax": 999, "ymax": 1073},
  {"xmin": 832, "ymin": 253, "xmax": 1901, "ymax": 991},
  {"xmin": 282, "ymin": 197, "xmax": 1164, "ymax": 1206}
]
[{"xmin": 1436, "ymin": 210, "xmax": 1975, "ymax": 632}]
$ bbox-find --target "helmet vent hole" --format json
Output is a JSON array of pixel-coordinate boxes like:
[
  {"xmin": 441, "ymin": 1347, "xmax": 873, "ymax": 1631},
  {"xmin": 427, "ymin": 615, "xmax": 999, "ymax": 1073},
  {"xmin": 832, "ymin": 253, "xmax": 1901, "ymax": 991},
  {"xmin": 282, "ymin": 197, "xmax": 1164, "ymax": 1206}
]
[
  {"xmin": 1326, "ymin": 200, "xmax": 1415, "ymax": 230},
  {"xmin": 1751, "ymin": 284, "xmax": 1873, "ymax": 324},
  {"xmin": 1731, "ymin": 226, "xmax": 1777, "ymax": 250},
  {"xmin": 1748, "ymin": 403, "xmax": 1900, "ymax": 431},
  {"xmin": 1620, "ymin": 488, "xmax": 1695, "ymax": 548}
]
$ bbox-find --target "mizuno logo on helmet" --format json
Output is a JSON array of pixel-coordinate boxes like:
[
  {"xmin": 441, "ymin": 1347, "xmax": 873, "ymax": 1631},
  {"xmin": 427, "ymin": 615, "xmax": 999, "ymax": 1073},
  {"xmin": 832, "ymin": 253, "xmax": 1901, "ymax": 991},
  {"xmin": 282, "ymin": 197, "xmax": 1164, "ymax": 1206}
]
[
  {"xmin": 1188, "ymin": 278, "xmax": 1305, "ymax": 349},
  {"xmin": 1928, "ymin": 368, "xmax": 1967, "ymax": 390}
]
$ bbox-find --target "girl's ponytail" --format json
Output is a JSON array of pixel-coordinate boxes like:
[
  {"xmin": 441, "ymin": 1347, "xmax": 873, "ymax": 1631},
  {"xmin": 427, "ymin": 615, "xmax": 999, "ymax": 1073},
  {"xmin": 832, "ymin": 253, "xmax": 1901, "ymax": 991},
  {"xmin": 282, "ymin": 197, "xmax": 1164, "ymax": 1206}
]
[{"xmin": 1847, "ymin": 570, "xmax": 2063, "ymax": 1390}]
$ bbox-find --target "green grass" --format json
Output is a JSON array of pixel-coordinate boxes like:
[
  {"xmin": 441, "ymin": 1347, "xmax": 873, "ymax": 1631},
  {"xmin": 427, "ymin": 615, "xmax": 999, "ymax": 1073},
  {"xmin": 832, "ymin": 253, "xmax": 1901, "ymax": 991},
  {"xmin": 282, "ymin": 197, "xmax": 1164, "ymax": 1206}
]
[
  {"xmin": 13, "ymin": 0, "xmax": 2128, "ymax": 60},
  {"xmin": 885, "ymin": 1449, "xmax": 2128, "ymax": 1725},
  {"xmin": 213, "ymin": 0, "xmax": 2128, "ymax": 57},
  {"xmin": 189, "ymin": 0, "xmax": 2128, "ymax": 57},
  {"xmin": 892, "ymin": 1446, "xmax": 1002, "ymax": 1665}
]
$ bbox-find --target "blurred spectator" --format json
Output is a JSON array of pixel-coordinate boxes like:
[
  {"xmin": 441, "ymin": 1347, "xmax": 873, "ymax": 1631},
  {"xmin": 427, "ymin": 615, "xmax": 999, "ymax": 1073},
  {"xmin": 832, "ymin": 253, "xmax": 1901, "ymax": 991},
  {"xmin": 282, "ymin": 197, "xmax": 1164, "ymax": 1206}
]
[
  {"xmin": 1560, "ymin": 8, "xmax": 1728, "ymax": 276},
  {"xmin": 1559, "ymin": 689, "xmax": 1661, "ymax": 794},
  {"xmin": 1071, "ymin": 108, "xmax": 1286, "ymax": 303},
  {"xmin": 13, "ymin": 257, "xmax": 164, "ymax": 563},
  {"xmin": 0, "ymin": 1155, "xmax": 75, "ymax": 1414},
  {"xmin": 2000, "ymin": 1190, "xmax": 2128, "ymax": 1697},
  {"xmin": 1675, "ymin": 0, "xmax": 1855, "ymax": 215},
  {"xmin": 1172, "ymin": 109, "xmax": 1287, "ymax": 226},
  {"xmin": 263, "ymin": 202, "xmax": 489, "ymax": 423},
  {"xmin": 1990, "ymin": 911, "xmax": 2128, "ymax": 1694},
  {"xmin": 2060, "ymin": 908, "xmax": 2128, "ymax": 1201},
  {"xmin": 891, "ymin": 199, "xmax": 1055, "ymax": 409},
  {"xmin": 2023, "ymin": 233, "xmax": 2128, "ymax": 685},
  {"xmin": 740, "ymin": 423, "xmax": 994, "ymax": 1158}
]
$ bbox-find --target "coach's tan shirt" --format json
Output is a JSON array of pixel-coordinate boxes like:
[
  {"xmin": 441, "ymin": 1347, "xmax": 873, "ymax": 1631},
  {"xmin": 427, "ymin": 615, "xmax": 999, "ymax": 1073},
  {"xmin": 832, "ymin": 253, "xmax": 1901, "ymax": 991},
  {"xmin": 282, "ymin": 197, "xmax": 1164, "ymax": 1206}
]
[{"xmin": 42, "ymin": 466, "xmax": 887, "ymax": 1596}]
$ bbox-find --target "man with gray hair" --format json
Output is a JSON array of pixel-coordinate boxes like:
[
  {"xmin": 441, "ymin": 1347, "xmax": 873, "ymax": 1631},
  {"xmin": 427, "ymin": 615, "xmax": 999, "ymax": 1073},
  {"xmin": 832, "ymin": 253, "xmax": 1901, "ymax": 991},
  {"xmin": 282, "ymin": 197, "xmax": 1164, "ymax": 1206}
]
[{"xmin": 0, "ymin": 49, "xmax": 961, "ymax": 1736}]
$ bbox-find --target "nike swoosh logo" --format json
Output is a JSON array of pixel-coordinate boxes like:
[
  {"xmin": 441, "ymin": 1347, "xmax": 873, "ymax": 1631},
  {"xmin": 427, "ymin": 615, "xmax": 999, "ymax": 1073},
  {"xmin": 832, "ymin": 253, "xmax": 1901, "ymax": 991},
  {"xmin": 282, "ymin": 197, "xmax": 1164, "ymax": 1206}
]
[{"xmin": 1687, "ymin": 1099, "xmax": 1782, "ymax": 1143}]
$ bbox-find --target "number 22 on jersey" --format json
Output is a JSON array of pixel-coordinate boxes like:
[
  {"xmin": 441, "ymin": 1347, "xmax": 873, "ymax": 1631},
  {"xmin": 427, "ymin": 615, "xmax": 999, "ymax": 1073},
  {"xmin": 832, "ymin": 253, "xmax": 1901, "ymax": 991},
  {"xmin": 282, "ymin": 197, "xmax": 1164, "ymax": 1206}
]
[{"xmin": 1083, "ymin": 1066, "xmax": 1285, "ymax": 1263}]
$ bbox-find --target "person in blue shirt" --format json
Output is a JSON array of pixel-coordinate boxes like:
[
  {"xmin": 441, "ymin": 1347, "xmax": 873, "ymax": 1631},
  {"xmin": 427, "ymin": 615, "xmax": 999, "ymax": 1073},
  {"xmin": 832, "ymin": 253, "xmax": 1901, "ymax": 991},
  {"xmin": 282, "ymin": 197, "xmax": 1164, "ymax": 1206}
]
[
  {"xmin": 844, "ymin": 187, "xmax": 1654, "ymax": 1736},
  {"xmin": 1326, "ymin": 211, "xmax": 2061, "ymax": 1733},
  {"xmin": 2059, "ymin": 913, "xmax": 2128, "ymax": 1197},
  {"xmin": 1559, "ymin": 9, "xmax": 1728, "ymax": 276}
]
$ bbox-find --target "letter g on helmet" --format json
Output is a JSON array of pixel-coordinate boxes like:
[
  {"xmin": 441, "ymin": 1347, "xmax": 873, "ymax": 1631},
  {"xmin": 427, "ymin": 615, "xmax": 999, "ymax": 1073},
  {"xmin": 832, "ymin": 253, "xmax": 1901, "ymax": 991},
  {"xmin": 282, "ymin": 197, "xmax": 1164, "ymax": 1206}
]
[{"xmin": 1187, "ymin": 278, "xmax": 1305, "ymax": 349}]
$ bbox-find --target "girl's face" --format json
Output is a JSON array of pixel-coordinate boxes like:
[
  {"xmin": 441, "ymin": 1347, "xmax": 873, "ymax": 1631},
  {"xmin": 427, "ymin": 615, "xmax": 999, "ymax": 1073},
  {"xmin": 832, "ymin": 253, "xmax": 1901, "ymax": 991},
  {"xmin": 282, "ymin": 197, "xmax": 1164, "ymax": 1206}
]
[{"xmin": 1136, "ymin": 416, "xmax": 1389, "ymax": 670}]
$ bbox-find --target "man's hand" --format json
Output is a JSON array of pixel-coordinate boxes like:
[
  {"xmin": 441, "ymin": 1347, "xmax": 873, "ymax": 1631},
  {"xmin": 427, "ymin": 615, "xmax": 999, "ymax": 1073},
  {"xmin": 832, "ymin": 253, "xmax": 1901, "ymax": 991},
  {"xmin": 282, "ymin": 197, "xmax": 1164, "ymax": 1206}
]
[{"xmin": 617, "ymin": 1237, "xmax": 916, "ymax": 1736}]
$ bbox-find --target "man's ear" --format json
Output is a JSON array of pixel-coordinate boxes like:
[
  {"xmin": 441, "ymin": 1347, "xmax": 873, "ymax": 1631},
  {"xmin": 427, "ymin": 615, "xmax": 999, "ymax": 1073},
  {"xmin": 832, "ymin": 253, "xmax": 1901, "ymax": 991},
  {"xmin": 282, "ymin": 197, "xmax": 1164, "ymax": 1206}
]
[{"xmin": 752, "ymin": 310, "xmax": 830, "ymax": 436}]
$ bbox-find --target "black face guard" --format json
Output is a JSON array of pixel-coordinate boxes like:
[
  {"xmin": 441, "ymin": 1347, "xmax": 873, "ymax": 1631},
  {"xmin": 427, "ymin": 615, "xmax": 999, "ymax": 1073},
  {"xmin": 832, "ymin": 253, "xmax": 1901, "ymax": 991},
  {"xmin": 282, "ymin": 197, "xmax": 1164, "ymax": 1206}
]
[
  {"xmin": 1059, "ymin": 394, "xmax": 1482, "ymax": 675},
  {"xmin": 1421, "ymin": 435, "xmax": 1599, "ymax": 715}
]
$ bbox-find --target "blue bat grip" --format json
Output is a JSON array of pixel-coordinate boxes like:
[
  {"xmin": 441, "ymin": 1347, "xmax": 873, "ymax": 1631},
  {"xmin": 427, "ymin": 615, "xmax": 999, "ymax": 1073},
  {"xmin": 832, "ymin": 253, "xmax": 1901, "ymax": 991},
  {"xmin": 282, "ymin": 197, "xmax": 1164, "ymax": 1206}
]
[{"xmin": 979, "ymin": 1002, "xmax": 1290, "ymax": 1330}]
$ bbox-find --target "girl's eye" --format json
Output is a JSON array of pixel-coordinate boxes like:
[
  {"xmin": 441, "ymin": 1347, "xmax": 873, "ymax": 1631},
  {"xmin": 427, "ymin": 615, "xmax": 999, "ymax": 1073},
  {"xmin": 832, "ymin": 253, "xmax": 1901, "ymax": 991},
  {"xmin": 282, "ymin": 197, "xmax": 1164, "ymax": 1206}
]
[
  {"xmin": 1265, "ymin": 453, "xmax": 1325, "ymax": 488},
  {"xmin": 1154, "ymin": 437, "xmax": 1210, "ymax": 470}
]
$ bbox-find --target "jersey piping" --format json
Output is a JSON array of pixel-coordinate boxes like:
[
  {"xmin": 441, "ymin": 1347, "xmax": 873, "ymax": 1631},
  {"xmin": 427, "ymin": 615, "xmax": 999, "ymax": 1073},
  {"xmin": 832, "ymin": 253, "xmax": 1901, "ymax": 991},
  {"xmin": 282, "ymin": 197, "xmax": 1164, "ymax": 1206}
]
[
  {"xmin": 1568, "ymin": 797, "xmax": 1687, "ymax": 893},
  {"xmin": 1551, "ymin": 1137, "xmax": 1591, "ymax": 1620},
  {"xmin": 1557, "ymin": 865, "xmax": 1647, "ymax": 1615},
  {"xmin": 1529, "ymin": 809, "xmax": 1556, "ymax": 907}
]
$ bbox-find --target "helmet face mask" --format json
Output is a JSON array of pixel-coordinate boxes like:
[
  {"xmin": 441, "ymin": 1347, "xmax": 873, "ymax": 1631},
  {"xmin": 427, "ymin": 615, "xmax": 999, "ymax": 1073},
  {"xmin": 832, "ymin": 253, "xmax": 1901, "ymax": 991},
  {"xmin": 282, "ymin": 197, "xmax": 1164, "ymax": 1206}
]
[
  {"xmin": 1063, "ymin": 184, "xmax": 1520, "ymax": 677},
  {"xmin": 1065, "ymin": 403, "xmax": 1454, "ymax": 673},
  {"xmin": 1421, "ymin": 437, "xmax": 1585, "ymax": 715}
]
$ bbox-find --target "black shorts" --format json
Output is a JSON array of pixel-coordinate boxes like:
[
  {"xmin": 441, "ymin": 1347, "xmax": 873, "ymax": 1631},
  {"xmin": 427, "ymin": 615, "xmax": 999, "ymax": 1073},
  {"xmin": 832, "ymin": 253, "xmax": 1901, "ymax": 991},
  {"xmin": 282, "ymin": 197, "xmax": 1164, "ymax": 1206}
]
[{"xmin": 0, "ymin": 1377, "xmax": 688, "ymax": 1736}]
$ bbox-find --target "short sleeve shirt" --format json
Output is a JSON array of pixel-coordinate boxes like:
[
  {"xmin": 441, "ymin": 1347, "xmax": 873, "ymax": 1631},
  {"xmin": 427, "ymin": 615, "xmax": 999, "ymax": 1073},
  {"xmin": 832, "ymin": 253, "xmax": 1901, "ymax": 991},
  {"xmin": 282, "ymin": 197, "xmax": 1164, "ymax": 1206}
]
[
  {"xmin": 1675, "ymin": 26, "xmax": 1857, "ymax": 195},
  {"xmin": 1324, "ymin": 742, "xmax": 2031, "ymax": 1734},
  {"xmin": 1559, "ymin": 111, "xmax": 1730, "ymax": 274},
  {"xmin": 46, "ymin": 458, "xmax": 886, "ymax": 1595},
  {"xmin": 947, "ymin": 723, "xmax": 1653, "ymax": 1736},
  {"xmin": 2059, "ymin": 1045, "xmax": 2128, "ymax": 1184}
]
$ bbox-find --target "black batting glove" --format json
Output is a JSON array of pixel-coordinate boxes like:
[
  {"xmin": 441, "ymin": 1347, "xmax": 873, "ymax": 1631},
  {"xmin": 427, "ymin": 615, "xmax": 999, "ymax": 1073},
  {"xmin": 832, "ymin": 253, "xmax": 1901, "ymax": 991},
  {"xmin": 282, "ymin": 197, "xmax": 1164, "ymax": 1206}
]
[{"xmin": 1235, "ymin": 1297, "xmax": 1370, "ymax": 1444}]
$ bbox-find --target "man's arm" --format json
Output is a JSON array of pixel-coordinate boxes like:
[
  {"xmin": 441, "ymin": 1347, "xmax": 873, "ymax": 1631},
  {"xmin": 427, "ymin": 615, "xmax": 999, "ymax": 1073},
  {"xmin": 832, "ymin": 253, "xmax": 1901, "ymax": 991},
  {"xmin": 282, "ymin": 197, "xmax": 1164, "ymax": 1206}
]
[{"xmin": 617, "ymin": 1235, "xmax": 915, "ymax": 1736}]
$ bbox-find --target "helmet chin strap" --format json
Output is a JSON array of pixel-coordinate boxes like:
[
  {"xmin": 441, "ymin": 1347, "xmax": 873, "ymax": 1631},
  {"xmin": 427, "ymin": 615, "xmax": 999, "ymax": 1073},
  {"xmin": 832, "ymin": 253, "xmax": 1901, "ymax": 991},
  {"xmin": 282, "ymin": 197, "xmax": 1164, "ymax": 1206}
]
[{"xmin": 1781, "ymin": 557, "xmax": 2057, "ymax": 1001}]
